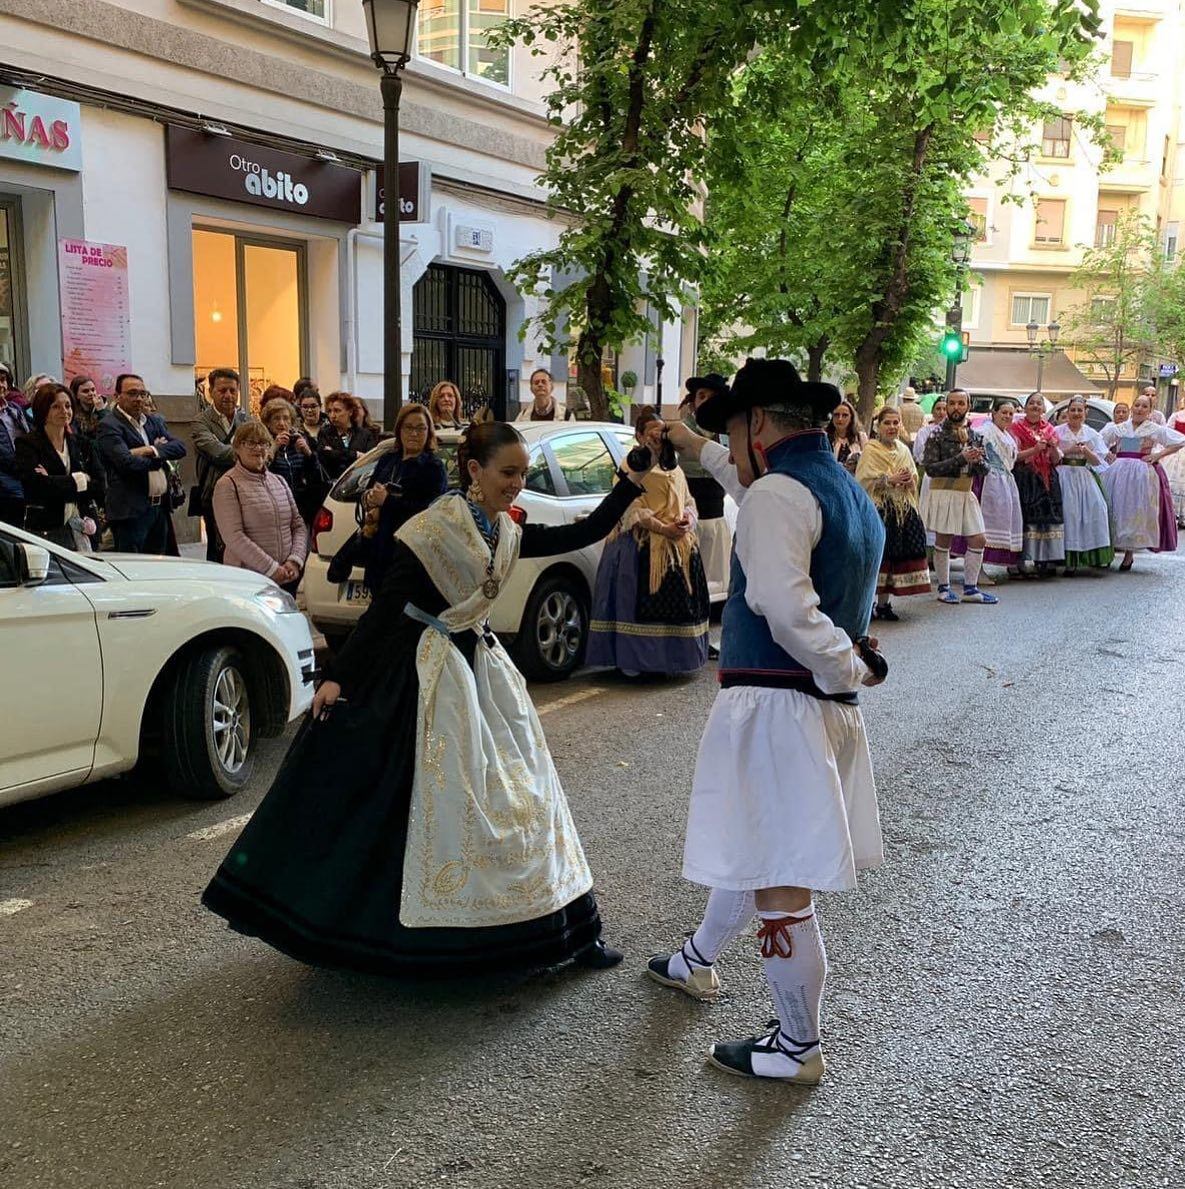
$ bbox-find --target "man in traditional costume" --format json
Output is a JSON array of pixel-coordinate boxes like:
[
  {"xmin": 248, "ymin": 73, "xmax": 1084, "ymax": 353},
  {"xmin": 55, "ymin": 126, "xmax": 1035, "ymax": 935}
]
[
  {"xmin": 920, "ymin": 389, "xmax": 999, "ymax": 605},
  {"xmin": 652, "ymin": 359, "xmax": 887, "ymax": 1084}
]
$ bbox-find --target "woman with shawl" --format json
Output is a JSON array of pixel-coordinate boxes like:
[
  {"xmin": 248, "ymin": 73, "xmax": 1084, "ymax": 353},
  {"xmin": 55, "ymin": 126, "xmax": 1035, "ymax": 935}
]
[
  {"xmin": 952, "ymin": 399, "xmax": 1024, "ymax": 577},
  {"xmin": 203, "ymin": 421, "xmax": 656, "ymax": 975},
  {"xmin": 1053, "ymin": 396, "xmax": 1114, "ymax": 574},
  {"xmin": 586, "ymin": 408, "xmax": 710, "ymax": 676},
  {"xmin": 856, "ymin": 406, "xmax": 929, "ymax": 620},
  {"xmin": 1008, "ymin": 392, "xmax": 1065, "ymax": 576},
  {"xmin": 1099, "ymin": 392, "xmax": 1185, "ymax": 570}
]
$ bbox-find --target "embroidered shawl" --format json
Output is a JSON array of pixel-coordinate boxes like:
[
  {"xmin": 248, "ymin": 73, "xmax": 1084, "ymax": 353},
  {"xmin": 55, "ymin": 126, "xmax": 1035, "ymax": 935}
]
[{"xmin": 1009, "ymin": 416, "xmax": 1059, "ymax": 488}]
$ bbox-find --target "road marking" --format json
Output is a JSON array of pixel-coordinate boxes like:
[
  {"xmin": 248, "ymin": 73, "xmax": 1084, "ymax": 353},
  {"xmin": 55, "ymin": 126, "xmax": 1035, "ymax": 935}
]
[
  {"xmin": 536, "ymin": 688, "xmax": 604, "ymax": 716},
  {"xmin": 0, "ymin": 898, "xmax": 33, "ymax": 917},
  {"xmin": 186, "ymin": 814, "xmax": 252, "ymax": 842}
]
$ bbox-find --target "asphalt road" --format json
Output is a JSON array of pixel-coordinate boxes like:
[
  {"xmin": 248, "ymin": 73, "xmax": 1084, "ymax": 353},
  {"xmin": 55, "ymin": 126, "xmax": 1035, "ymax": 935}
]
[{"xmin": 2, "ymin": 558, "xmax": 1183, "ymax": 1189}]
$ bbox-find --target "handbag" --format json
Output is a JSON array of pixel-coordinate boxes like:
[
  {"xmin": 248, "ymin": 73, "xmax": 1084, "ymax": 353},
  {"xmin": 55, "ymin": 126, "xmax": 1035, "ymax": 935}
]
[{"xmin": 166, "ymin": 462, "xmax": 187, "ymax": 511}]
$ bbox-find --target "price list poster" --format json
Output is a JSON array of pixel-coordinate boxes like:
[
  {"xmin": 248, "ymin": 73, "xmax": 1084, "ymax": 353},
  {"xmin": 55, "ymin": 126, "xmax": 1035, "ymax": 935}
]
[{"xmin": 58, "ymin": 239, "xmax": 132, "ymax": 396}]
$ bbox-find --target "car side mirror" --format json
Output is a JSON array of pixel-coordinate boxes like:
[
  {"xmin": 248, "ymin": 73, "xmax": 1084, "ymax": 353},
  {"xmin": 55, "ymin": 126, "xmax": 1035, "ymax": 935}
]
[{"xmin": 17, "ymin": 542, "xmax": 51, "ymax": 586}]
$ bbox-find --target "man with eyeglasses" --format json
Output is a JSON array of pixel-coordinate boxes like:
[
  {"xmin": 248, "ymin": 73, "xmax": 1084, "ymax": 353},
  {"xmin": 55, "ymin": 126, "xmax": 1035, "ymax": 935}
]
[
  {"xmin": 0, "ymin": 362, "xmax": 28, "ymax": 527},
  {"xmin": 97, "ymin": 373, "xmax": 187, "ymax": 553}
]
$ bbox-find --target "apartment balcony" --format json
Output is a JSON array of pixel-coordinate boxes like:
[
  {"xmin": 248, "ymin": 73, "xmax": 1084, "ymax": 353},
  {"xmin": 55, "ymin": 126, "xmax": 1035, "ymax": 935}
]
[
  {"xmin": 1102, "ymin": 71, "xmax": 1160, "ymax": 108},
  {"xmin": 1098, "ymin": 157, "xmax": 1156, "ymax": 192}
]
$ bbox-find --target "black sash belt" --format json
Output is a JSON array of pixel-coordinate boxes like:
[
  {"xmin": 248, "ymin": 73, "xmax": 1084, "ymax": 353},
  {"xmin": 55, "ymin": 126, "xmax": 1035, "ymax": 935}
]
[{"xmin": 719, "ymin": 670, "xmax": 859, "ymax": 704}]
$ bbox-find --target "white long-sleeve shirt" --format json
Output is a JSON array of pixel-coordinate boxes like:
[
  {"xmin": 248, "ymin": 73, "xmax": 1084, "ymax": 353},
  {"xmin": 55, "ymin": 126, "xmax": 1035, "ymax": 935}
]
[{"xmin": 699, "ymin": 439, "xmax": 867, "ymax": 695}]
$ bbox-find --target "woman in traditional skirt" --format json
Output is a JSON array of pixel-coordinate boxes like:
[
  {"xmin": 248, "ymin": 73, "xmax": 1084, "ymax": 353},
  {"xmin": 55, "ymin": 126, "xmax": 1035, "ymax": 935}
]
[
  {"xmin": 951, "ymin": 399, "xmax": 1025, "ymax": 580},
  {"xmin": 1008, "ymin": 392, "xmax": 1065, "ymax": 577},
  {"xmin": 1053, "ymin": 396, "xmax": 1114, "ymax": 575},
  {"xmin": 856, "ymin": 406, "xmax": 929, "ymax": 620},
  {"xmin": 586, "ymin": 408, "xmax": 710, "ymax": 676},
  {"xmin": 1099, "ymin": 393, "xmax": 1185, "ymax": 570},
  {"xmin": 1159, "ymin": 390, "xmax": 1185, "ymax": 526},
  {"xmin": 203, "ymin": 421, "xmax": 657, "ymax": 976}
]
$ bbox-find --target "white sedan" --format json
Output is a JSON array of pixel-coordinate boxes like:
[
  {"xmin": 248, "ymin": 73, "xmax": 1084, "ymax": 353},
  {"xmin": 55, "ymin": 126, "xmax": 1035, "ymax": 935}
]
[
  {"xmin": 0, "ymin": 524, "xmax": 315, "ymax": 808},
  {"xmin": 304, "ymin": 421, "xmax": 731, "ymax": 682}
]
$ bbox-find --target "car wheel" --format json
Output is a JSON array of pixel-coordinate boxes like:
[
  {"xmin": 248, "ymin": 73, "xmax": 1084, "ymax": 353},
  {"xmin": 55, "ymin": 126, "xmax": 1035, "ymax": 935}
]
[
  {"xmin": 516, "ymin": 575, "xmax": 587, "ymax": 683},
  {"xmin": 161, "ymin": 644, "xmax": 254, "ymax": 800}
]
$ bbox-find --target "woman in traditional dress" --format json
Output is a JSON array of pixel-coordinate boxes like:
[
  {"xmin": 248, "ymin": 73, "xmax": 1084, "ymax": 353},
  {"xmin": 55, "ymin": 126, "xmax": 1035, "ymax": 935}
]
[
  {"xmin": 856, "ymin": 407, "xmax": 929, "ymax": 620},
  {"xmin": 203, "ymin": 421, "xmax": 656, "ymax": 975},
  {"xmin": 1160, "ymin": 390, "xmax": 1185, "ymax": 526},
  {"xmin": 956, "ymin": 398, "xmax": 1024, "ymax": 578},
  {"xmin": 1053, "ymin": 395, "xmax": 1114, "ymax": 575},
  {"xmin": 678, "ymin": 375, "xmax": 732, "ymax": 606},
  {"xmin": 586, "ymin": 408, "xmax": 710, "ymax": 676},
  {"xmin": 1099, "ymin": 393, "xmax": 1185, "ymax": 570},
  {"xmin": 1008, "ymin": 391, "xmax": 1065, "ymax": 577},
  {"xmin": 826, "ymin": 399, "xmax": 867, "ymax": 473}
]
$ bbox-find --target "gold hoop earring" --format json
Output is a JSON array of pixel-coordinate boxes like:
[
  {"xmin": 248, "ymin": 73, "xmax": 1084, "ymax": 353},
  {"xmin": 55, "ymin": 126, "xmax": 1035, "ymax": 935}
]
[{"xmin": 468, "ymin": 478, "xmax": 484, "ymax": 504}]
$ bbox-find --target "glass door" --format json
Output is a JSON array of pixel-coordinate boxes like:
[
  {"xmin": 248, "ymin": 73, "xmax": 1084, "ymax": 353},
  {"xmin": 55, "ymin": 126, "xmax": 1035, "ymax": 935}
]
[
  {"xmin": 192, "ymin": 228, "xmax": 307, "ymax": 413},
  {"xmin": 0, "ymin": 198, "xmax": 28, "ymax": 378}
]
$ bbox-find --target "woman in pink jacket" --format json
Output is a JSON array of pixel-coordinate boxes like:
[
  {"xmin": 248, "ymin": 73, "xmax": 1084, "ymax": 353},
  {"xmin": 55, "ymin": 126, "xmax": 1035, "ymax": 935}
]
[{"xmin": 212, "ymin": 421, "xmax": 309, "ymax": 593}]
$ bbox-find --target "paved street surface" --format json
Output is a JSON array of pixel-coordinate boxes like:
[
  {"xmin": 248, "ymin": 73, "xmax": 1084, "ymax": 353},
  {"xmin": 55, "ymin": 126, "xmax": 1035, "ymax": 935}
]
[{"xmin": 3, "ymin": 559, "xmax": 1183, "ymax": 1189}]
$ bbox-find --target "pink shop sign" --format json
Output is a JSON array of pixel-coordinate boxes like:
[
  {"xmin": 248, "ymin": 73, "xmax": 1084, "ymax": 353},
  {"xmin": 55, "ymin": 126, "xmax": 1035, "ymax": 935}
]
[{"xmin": 58, "ymin": 239, "xmax": 132, "ymax": 397}]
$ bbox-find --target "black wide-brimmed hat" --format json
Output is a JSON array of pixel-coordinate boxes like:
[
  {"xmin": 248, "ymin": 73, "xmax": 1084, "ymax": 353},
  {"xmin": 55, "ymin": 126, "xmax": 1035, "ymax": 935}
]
[
  {"xmin": 694, "ymin": 358, "xmax": 842, "ymax": 434},
  {"xmin": 681, "ymin": 373, "xmax": 730, "ymax": 406}
]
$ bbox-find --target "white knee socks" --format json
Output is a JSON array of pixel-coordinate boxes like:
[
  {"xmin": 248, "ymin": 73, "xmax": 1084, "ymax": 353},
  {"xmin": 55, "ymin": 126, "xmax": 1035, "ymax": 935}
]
[
  {"xmin": 668, "ymin": 888, "xmax": 756, "ymax": 980},
  {"xmin": 753, "ymin": 905, "xmax": 828, "ymax": 1077},
  {"xmin": 934, "ymin": 547, "xmax": 951, "ymax": 587},
  {"xmin": 965, "ymin": 548, "xmax": 984, "ymax": 588}
]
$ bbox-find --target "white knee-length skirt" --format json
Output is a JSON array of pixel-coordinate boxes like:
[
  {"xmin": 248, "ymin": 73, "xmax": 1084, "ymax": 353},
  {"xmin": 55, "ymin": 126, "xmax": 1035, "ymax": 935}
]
[
  {"xmin": 682, "ymin": 687, "xmax": 883, "ymax": 893},
  {"xmin": 920, "ymin": 486, "xmax": 986, "ymax": 538}
]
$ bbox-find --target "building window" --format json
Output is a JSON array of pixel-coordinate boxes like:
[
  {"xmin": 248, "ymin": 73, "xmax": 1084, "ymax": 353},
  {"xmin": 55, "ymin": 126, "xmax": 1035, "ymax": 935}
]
[
  {"xmin": 1162, "ymin": 135, "xmax": 1171, "ymax": 179},
  {"xmin": 1034, "ymin": 198, "xmax": 1067, "ymax": 246},
  {"xmin": 1041, "ymin": 116, "xmax": 1072, "ymax": 159},
  {"xmin": 1090, "ymin": 296, "xmax": 1116, "ymax": 322},
  {"xmin": 1011, "ymin": 294, "xmax": 1052, "ymax": 326},
  {"xmin": 1096, "ymin": 208, "xmax": 1118, "ymax": 248},
  {"xmin": 1167, "ymin": 222, "xmax": 1179, "ymax": 261},
  {"xmin": 1111, "ymin": 40, "xmax": 1134, "ymax": 78},
  {"xmin": 1105, "ymin": 124, "xmax": 1127, "ymax": 156},
  {"xmin": 261, "ymin": 0, "xmax": 329, "ymax": 23},
  {"xmin": 418, "ymin": 0, "xmax": 511, "ymax": 87},
  {"xmin": 967, "ymin": 197, "xmax": 989, "ymax": 242}
]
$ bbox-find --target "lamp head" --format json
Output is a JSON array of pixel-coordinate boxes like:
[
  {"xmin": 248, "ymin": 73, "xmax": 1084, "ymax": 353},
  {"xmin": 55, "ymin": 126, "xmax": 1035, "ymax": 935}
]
[
  {"xmin": 1048, "ymin": 320, "xmax": 1061, "ymax": 345},
  {"xmin": 1026, "ymin": 320, "xmax": 1039, "ymax": 346},
  {"xmin": 362, "ymin": 0, "xmax": 419, "ymax": 71}
]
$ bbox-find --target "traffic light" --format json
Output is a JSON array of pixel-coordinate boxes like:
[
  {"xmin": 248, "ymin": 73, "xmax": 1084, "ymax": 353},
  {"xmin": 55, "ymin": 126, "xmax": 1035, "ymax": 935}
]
[{"xmin": 939, "ymin": 329, "xmax": 969, "ymax": 363}]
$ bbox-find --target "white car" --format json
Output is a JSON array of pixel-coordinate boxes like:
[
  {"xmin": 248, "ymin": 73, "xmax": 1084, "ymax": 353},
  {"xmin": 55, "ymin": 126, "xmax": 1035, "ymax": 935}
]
[
  {"xmin": 0, "ymin": 524, "xmax": 315, "ymax": 808},
  {"xmin": 304, "ymin": 421, "xmax": 730, "ymax": 682}
]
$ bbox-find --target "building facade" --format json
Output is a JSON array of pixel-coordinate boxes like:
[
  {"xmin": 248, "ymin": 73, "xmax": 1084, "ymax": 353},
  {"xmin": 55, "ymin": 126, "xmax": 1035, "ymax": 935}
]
[
  {"xmin": 0, "ymin": 0, "xmax": 693, "ymax": 420},
  {"xmin": 962, "ymin": 0, "xmax": 1185, "ymax": 403}
]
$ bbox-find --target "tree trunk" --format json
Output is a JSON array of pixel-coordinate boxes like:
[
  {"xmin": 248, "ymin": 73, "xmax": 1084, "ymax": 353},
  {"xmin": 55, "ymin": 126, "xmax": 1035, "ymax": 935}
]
[
  {"xmin": 806, "ymin": 337, "xmax": 829, "ymax": 382},
  {"xmin": 853, "ymin": 353, "xmax": 879, "ymax": 423},
  {"xmin": 576, "ymin": 328, "xmax": 608, "ymax": 420}
]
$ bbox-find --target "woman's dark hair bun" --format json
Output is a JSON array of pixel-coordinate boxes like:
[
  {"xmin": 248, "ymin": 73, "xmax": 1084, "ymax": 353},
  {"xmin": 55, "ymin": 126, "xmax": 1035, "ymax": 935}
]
[{"xmin": 457, "ymin": 420, "xmax": 524, "ymax": 480}]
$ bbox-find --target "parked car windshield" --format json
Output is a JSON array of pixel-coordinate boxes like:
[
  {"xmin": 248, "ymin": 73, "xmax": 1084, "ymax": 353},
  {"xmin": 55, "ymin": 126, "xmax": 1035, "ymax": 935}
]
[{"xmin": 330, "ymin": 440, "xmax": 463, "ymax": 502}]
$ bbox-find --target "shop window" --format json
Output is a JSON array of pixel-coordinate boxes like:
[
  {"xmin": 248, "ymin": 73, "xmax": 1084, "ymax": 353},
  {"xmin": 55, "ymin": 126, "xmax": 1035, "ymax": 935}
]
[
  {"xmin": 1111, "ymin": 40, "xmax": 1134, "ymax": 78},
  {"xmin": 1096, "ymin": 208, "xmax": 1118, "ymax": 248},
  {"xmin": 192, "ymin": 229, "xmax": 307, "ymax": 413},
  {"xmin": 262, "ymin": 0, "xmax": 330, "ymax": 23},
  {"xmin": 418, "ymin": 0, "xmax": 511, "ymax": 87},
  {"xmin": 1041, "ymin": 116, "xmax": 1072, "ymax": 159},
  {"xmin": 410, "ymin": 264, "xmax": 507, "ymax": 419},
  {"xmin": 1011, "ymin": 294, "xmax": 1051, "ymax": 326},
  {"xmin": 1034, "ymin": 199, "xmax": 1066, "ymax": 246}
]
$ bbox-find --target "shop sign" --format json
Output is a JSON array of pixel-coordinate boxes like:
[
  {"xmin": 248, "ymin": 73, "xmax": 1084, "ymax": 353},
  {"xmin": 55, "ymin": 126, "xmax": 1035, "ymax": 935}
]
[
  {"xmin": 1159, "ymin": 362, "xmax": 1178, "ymax": 378},
  {"xmin": 165, "ymin": 125, "xmax": 361, "ymax": 222},
  {"xmin": 58, "ymin": 239, "xmax": 132, "ymax": 396},
  {"xmin": 374, "ymin": 161, "xmax": 432, "ymax": 223},
  {"xmin": 0, "ymin": 88, "xmax": 82, "ymax": 172}
]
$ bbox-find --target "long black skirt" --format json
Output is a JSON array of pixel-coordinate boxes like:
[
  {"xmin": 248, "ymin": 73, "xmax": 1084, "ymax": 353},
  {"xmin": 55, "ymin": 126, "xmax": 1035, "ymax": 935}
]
[
  {"xmin": 202, "ymin": 660, "xmax": 603, "ymax": 977},
  {"xmin": 1013, "ymin": 464, "xmax": 1065, "ymax": 564}
]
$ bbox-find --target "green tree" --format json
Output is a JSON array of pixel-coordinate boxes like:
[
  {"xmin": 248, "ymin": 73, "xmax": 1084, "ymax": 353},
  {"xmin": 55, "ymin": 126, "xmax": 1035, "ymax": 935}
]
[{"xmin": 1061, "ymin": 211, "xmax": 1160, "ymax": 398}]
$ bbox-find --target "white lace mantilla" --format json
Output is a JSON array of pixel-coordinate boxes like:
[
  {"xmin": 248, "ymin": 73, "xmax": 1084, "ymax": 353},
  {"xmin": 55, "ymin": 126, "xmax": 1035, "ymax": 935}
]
[{"xmin": 394, "ymin": 495, "xmax": 593, "ymax": 927}]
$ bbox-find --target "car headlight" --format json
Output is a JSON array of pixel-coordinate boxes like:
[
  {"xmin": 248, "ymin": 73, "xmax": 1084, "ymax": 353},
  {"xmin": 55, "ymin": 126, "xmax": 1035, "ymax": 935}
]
[{"xmin": 253, "ymin": 587, "xmax": 301, "ymax": 614}]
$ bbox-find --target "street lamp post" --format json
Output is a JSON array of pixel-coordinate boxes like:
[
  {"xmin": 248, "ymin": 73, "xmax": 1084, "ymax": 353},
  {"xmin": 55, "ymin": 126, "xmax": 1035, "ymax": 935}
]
[
  {"xmin": 362, "ymin": 0, "xmax": 419, "ymax": 430},
  {"xmin": 1025, "ymin": 318, "xmax": 1061, "ymax": 394},
  {"xmin": 944, "ymin": 221, "xmax": 975, "ymax": 392}
]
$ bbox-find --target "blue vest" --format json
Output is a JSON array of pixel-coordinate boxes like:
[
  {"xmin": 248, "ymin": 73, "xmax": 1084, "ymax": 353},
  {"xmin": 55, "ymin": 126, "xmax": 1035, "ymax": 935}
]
[{"xmin": 719, "ymin": 430, "xmax": 884, "ymax": 687}]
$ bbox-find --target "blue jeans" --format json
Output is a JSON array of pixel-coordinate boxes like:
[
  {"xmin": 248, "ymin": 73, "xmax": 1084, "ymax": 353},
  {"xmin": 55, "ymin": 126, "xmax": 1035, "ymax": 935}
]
[{"xmin": 112, "ymin": 505, "xmax": 170, "ymax": 554}]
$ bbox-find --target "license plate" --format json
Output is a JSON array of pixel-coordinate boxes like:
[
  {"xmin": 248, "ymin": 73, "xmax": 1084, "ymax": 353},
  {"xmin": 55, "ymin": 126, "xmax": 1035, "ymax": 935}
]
[{"xmin": 344, "ymin": 580, "xmax": 371, "ymax": 605}]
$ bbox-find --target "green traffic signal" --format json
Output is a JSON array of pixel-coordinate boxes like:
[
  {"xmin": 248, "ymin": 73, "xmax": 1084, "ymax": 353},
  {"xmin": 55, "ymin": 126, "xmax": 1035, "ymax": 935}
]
[{"xmin": 940, "ymin": 331, "xmax": 963, "ymax": 358}]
